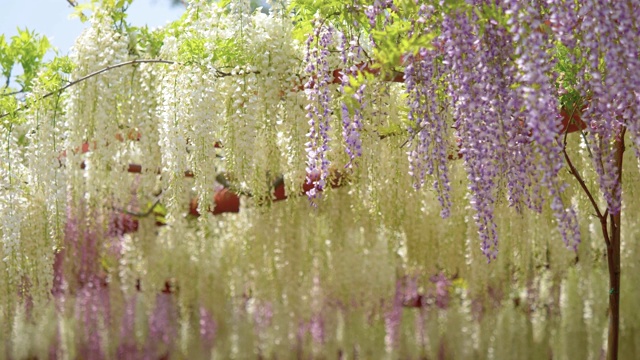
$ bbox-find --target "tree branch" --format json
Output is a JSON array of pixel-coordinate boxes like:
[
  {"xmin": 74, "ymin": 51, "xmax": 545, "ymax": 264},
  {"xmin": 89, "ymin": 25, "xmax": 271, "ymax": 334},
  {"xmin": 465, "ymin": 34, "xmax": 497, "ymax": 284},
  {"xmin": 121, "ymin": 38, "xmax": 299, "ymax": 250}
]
[
  {"xmin": 0, "ymin": 59, "xmax": 271, "ymax": 120},
  {"xmin": 114, "ymin": 198, "xmax": 161, "ymax": 217},
  {"xmin": 1, "ymin": 88, "xmax": 25, "ymax": 97},
  {"xmin": 0, "ymin": 59, "xmax": 175, "ymax": 120},
  {"xmin": 563, "ymin": 144, "xmax": 604, "ymax": 222},
  {"xmin": 561, "ymin": 104, "xmax": 608, "ymax": 245},
  {"xmin": 606, "ymin": 126, "xmax": 624, "ymax": 360}
]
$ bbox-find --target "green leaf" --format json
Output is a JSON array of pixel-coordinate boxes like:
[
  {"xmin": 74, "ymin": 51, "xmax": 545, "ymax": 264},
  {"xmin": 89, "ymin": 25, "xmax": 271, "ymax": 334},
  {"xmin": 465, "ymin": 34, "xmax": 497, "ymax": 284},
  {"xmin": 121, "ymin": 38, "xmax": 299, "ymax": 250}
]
[
  {"xmin": 178, "ymin": 36, "xmax": 207, "ymax": 64},
  {"xmin": 70, "ymin": 3, "xmax": 94, "ymax": 22}
]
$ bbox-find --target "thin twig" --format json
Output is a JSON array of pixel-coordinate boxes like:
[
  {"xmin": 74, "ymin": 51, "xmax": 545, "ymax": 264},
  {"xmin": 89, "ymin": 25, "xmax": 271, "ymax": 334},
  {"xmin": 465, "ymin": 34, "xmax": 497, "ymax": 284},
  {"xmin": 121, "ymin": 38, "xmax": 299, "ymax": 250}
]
[
  {"xmin": 561, "ymin": 102, "xmax": 605, "ymax": 217},
  {"xmin": 400, "ymin": 123, "xmax": 427, "ymax": 148},
  {"xmin": 564, "ymin": 145, "xmax": 611, "ymax": 249},
  {"xmin": 0, "ymin": 59, "xmax": 175, "ymax": 119},
  {"xmin": 1, "ymin": 88, "xmax": 25, "ymax": 97},
  {"xmin": 214, "ymin": 171, "xmax": 286, "ymax": 197},
  {"xmin": 66, "ymin": 0, "xmax": 78, "ymax": 7},
  {"xmin": 562, "ymin": 103, "xmax": 579, "ymax": 147},
  {"xmin": 115, "ymin": 198, "xmax": 161, "ymax": 217},
  {"xmin": 562, "ymin": 145, "xmax": 603, "ymax": 220},
  {"xmin": 3, "ymin": 69, "xmax": 12, "ymax": 89},
  {"xmin": 0, "ymin": 59, "xmax": 268, "ymax": 120},
  {"xmin": 50, "ymin": 60, "xmax": 174, "ymax": 95},
  {"xmin": 214, "ymin": 69, "xmax": 261, "ymax": 78},
  {"xmin": 215, "ymin": 172, "xmax": 253, "ymax": 196},
  {"xmin": 561, "ymin": 102, "xmax": 615, "ymax": 247},
  {"xmin": 400, "ymin": 105, "xmax": 448, "ymax": 148},
  {"xmin": 563, "ymin": 101, "xmax": 593, "ymax": 157}
]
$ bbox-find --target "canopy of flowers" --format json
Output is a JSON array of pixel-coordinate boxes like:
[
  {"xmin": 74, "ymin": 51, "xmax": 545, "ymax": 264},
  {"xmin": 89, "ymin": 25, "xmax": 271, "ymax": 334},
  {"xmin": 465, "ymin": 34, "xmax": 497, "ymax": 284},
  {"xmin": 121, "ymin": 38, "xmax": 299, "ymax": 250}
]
[{"xmin": 0, "ymin": 0, "xmax": 639, "ymax": 358}]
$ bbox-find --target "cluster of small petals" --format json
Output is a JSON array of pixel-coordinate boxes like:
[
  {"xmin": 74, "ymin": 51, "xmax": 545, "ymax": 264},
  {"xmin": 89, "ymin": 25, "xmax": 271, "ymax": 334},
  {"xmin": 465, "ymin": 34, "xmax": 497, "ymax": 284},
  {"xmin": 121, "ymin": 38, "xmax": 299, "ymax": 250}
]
[
  {"xmin": 124, "ymin": 63, "xmax": 162, "ymax": 196},
  {"xmin": 401, "ymin": 4, "xmax": 451, "ymax": 218},
  {"xmin": 482, "ymin": 19, "xmax": 536, "ymax": 214},
  {"xmin": 0, "ymin": 129, "xmax": 26, "ymax": 287},
  {"xmin": 116, "ymin": 296, "xmax": 139, "ymax": 357},
  {"xmin": 364, "ymin": 0, "xmax": 395, "ymax": 29},
  {"xmin": 507, "ymin": 0, "xmax": 580, "ymax": 249},
  {"xmin": 443, "ymin": 12, "xmax": 501, "ymax": 259},
  {"xmin": 303, "ymin": 24, "xmax": 334, "ymax": 203},
  {"xmin": 338, "ymin": 32, "xmax": 365, "ymax": 169},
  {"xmin": 158, "ymin": 64, "xmax": 190, "ymax": 220},
  {"xmin": 184, "ymin": 65, "xmax": 224, "ymax": 213},
  {"xmin": 58, "ymin": 206, "xmax": 112, "ymax": 358},
  {"xmin": 405, "ymin": 50, "xmax": 451, "ymax": 219},
  {"xmin": 199, "ymin": 306, "xmax": 217, "ymax": 348},
  {"xmin": 8, "ymin": 2, "xmax": 640, "ymax": 355},
  {"xmin": 24, "ymin": 79, "xmax": 69, "ymax": 243},
  {"xmin": 438, "ymin": 3, "xmax": 579, "ymax": 258},
  {"xmin": 546, "ymin": 0, "xmax": 578, "ymax": 48},
  {"xmin": 578, "ymin": 0, "xmax": 640, "ymax": 215},
  {"xmin": 147, "ymin": 293, "xmax": 179, "ymax": 353},
  {"xmin": 63, "ymin": 9, "xmax": 133, "ymax": 215}
]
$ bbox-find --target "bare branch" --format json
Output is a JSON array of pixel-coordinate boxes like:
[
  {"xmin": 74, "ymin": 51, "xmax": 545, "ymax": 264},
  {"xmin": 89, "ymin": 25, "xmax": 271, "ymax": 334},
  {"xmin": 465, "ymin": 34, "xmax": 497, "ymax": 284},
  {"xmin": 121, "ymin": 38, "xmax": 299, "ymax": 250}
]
[
  {"xmin": 563, "ymin": 147, "xmax": 603, "ymax": 219},
  {"xmin": 1, "ymin": 59, "xmax": 175, "ymax": 120},
  {"xmin": 115, "ymin": 198, "xmax": 161, "ymax": 218},
  {"xmin": 0, "ymin": 59, "xmax": 269, "ymax": 120},
  {"xmin": 1, "ymin": 88, "xmax": 25, "ymax": 97},
  {"xmin": 42, "ymin": 59, "xmax": 174, "ymax": 99},
  {"xmin": 562, "ymin": 104, "xmax": 579, "ymax": 147}
]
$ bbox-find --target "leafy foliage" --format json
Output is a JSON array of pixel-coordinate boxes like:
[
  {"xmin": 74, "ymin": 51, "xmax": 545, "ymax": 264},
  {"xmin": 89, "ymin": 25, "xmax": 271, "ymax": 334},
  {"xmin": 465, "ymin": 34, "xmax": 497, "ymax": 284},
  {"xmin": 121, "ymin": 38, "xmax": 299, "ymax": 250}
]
[
  {"xmin": 0, "ymin": 29, "xmax": 51, "ymax": 92},
  {"xmin": 554, "ymin": 42, "xmax": 584, "ymax": 112}
]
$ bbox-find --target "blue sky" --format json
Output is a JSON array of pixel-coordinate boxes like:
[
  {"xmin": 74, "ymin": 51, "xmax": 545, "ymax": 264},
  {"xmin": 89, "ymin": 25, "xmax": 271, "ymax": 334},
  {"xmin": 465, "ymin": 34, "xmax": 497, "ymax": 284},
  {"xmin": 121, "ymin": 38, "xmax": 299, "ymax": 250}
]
[{"xmin": 0, "ymin": 0, "xmax": 185, "ymax": 58}]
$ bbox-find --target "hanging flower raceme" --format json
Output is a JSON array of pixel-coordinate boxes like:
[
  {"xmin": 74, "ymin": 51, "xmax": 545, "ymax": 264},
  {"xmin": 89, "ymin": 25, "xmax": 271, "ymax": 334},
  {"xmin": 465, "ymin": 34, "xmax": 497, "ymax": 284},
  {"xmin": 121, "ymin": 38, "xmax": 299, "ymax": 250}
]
[
  {"xmin": 157, "ymin": 63, "xmax": 191, "ymax": 221},
  {"xmin": 442, "ymin": 12, "xmax": 502, "ymax": 259},
  {"xmin": 64, "ymin": 10, "xmax": 132, "ymax": 207},
  {"xmin": 303, "ymin": 23, "xmax": 335, "ymax": 203},
  {"xmin": 472, "ymin": 10, "xmax": 536, "ymax": 215},
  {"xmin": 364, "ymin": 0, "xmax": 396, "ymax": 31},
  {"xmin": 20, "ymin": 79, "xmax": 66, "ymax": 307},
  {"xmin": 337, "ymin": 31, "xmax": 365, "ymax": 170},
  {"xmin": 0, "ymin": 125, "xmax": 27, "ymax": 292},
  {"xmin": 404, "ymin": 49, "xmax": 451, "ymax": 219},
  {"xmin": 507, "ymin": 1, "xmax": 580, "ymax": 250},
  {"xmin": 578, "ymin": 0, "xmax": 640, "ymax": 215}
]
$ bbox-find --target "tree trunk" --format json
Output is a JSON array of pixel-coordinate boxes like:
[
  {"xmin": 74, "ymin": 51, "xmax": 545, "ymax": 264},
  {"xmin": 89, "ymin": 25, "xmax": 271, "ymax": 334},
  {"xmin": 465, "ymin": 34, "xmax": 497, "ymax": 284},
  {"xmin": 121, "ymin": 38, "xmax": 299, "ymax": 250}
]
[
  {"xmin": 606, "ymin": 131, "xmax": 625, "ymax": 360},
  {"xmin": 606, "ymin": 212, "xmax": 621, "ymax": 360}
]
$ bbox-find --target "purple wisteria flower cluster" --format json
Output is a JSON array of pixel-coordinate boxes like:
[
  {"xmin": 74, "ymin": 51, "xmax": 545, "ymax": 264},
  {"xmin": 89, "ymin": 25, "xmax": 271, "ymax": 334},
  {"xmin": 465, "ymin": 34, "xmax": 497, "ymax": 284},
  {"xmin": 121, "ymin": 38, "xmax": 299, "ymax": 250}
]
[
  {"xmin": 337, "ymin": 32, "xmax": 365, "ymax": 170},
  {"xmin": 578, "ymin": 0, "xmax": 640, "ymax": 215},
  {"xmin": 303, "ymin": 23, "xmax": 334, "ymax": 203},
  {"xmin": 436, "ymin": 1, "xmax": 582, "ymax": 258},
  {"xmin": 405, "ymin": 48, "xmax": 452, "ymax": 219},
  {"xmin": 364, "ymin": 0, "xmax": 397, "ymax": 29},
  {"xmin": 298, "ymin": 1, "xmax": 591, "ymax": 259},
  {"xmin": 401, "ymin": 0, "xmax": 452, "ymax": 221},
  {"xmin": 442, "ymin": 11, "xmax": 504, "ymax": 259},
  {"xmin": 506, "ymin": 0, "xmax": 580, "ymax": 251}
]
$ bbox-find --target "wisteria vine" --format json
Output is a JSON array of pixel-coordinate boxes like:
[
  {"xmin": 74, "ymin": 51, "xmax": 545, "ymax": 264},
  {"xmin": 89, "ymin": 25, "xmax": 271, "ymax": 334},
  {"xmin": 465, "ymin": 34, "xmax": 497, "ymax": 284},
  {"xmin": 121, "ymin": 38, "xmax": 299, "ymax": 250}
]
[{"xmin": 303, "ymin": 23, "xmax": 334, "ymax": 203}]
